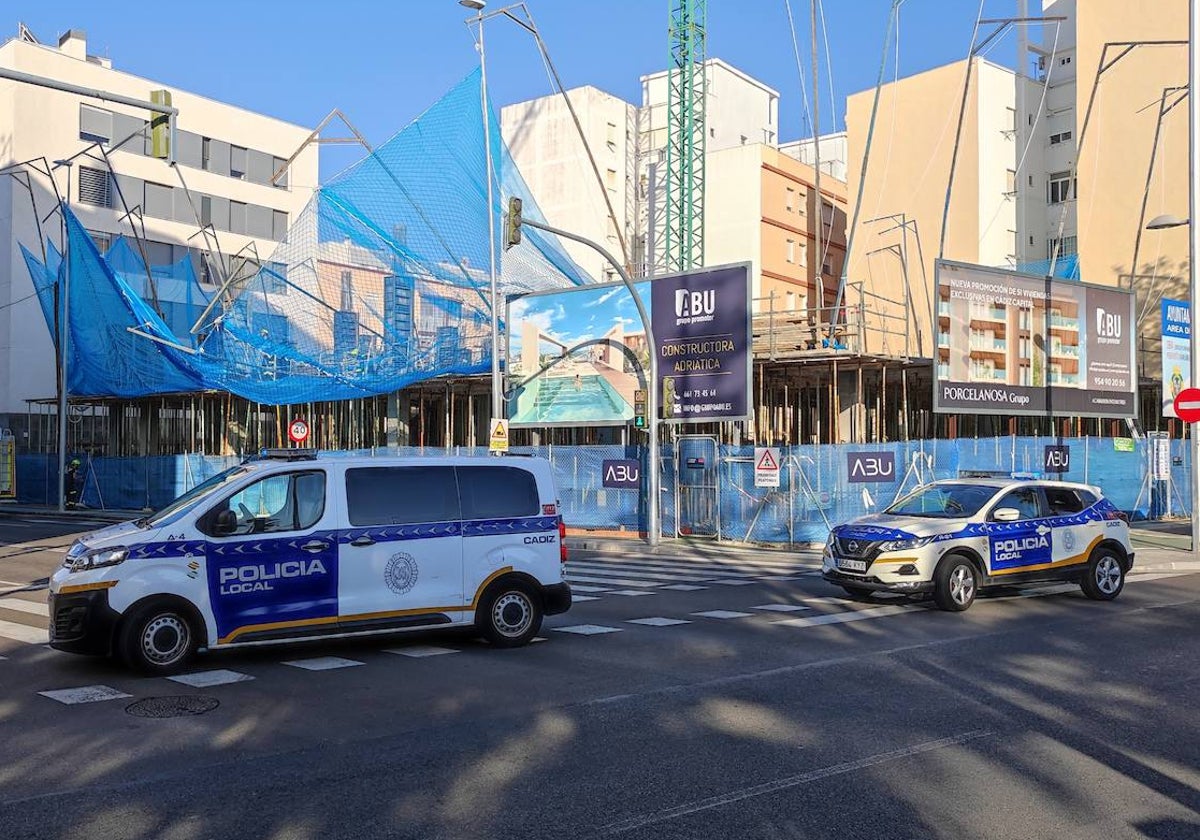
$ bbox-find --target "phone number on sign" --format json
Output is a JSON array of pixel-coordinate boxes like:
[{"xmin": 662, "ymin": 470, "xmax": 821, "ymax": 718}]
[{"xmin": 1093, "ymin": 377, "xmax": 1128, "ymax": 388}]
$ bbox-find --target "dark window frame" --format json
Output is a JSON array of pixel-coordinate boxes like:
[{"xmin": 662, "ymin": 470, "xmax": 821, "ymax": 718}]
[
  {"xmin": 344, "ymin": 465, "xmax": 461, "ymax": 527},
  {"xmin": 457, "ymin": 465, "xmax": 540, "ymax": 521},
  {"xmin": 198, "ymin": 469, "xmax": 326, "ymax": 537}
]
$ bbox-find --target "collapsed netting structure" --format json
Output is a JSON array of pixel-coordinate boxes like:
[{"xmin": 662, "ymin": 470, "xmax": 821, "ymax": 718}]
[{"xmin": 20, "ymin": 70, "xmax": 589, "ymax": 406}]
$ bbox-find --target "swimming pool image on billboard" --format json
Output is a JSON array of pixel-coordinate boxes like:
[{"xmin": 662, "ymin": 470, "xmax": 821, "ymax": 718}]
[{"xmin": 507, "ymin": 281, "xmax": 651, "ymax": 427}]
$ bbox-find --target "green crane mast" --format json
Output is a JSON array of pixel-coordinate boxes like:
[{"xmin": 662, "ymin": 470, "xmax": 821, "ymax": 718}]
[{"xmin": 665, "ymin": 0, "xmax": 707, "ymax": 271}]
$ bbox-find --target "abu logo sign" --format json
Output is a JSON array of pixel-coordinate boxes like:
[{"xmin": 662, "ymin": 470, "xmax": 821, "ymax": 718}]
[
  {"xmin": 1096, "ymin": 308, "xmax": 1123, "ymax": 342},
  {"xmin": 602, "ymin": 459, "xmax": 641, "ymax": 489},
  {"xmin": 847, "ymin": 451, "xmax": 896, "ymax": 484},
  {"xmin": 1044, "ymin": 445, "xmax": 1070, "ymax": 473},
  {"xmin": 675, "ymin": 289, "xmax": 715, "ymax": 320}
]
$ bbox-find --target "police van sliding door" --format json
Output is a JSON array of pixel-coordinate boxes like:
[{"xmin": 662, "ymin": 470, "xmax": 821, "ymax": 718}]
[
  {"xmin": 985, "ymin": 487, "xmax": 1051, "ymax": 576},
  {"xmin": 203, "ymin": 470, "xmax": 338, "ymax": 644},
  {"xmin": 339, "ymin": 466, "xmax": 464, "ymax": 624}
]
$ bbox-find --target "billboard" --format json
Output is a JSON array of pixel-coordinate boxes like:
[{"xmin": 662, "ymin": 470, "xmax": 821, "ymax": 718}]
[
  {"xmin": 506, "ymin": 263, "xmax": 751, "ymax": 427},
  {"xmin": 1161, "ymin": 298, "xmax": 1190, "ymax": 418},
  {"xmin": 933, "ymin": 260, "xmax": 1137, "ymax": 418}
]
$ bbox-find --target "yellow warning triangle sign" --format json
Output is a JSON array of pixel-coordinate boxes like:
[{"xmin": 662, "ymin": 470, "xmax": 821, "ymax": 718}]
[
  {"xmin": 757, "ymin": 449, "xmax": 779, "ymax": 470},
  {"xmin": 490, "ymin": 420, "xmax": 507, "ymax": 440}
]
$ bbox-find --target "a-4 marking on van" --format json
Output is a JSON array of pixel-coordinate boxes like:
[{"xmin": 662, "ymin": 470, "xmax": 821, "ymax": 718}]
[{"xmin": 463, "ymin": 515, "xmax": 559, "ymax": 537}]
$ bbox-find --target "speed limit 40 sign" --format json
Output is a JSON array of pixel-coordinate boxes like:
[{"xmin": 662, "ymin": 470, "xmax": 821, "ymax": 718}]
[{"xmin": 288, "ymin": 417, "xmax": 310, "ymax": 444}]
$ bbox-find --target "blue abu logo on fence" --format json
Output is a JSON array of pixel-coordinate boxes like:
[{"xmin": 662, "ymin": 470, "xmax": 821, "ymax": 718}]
[
  {"xmin": 602, "ymin": 459, "xmax": 641, "ymax": 489},
  {"xmin": 847, "ymin": 451, "xmax": 896, "ymax": 483}
]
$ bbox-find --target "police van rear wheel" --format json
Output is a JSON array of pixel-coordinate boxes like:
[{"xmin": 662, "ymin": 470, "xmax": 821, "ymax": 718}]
[
  {"xmin": 479, "ymin": 582, "xmax": 543, "ymax": 648},
  {"xmin": 1081, "ymin": 548, "xmax": 1125, "ymax": 601},
  {"xmin": 118, "ymin": 602, "xmax": 198, "ymax": 674},
  {"xmin": 934, "ymin": 556, "xmax": 978, "ymax": 612}
]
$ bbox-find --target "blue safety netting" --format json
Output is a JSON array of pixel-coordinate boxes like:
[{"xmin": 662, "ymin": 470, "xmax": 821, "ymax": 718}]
[
  {"xmin": 1017, "ymin": 254, "xmax": 1081, "ymax": 280},
  {"xmin": 21, "ymin": 69, "xmax": 588, "ymax": 404}
]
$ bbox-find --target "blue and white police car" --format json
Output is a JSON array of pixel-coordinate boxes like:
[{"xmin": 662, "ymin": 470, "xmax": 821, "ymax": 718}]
[
  {"xmin": 822, "ymin": 479, "xmax": 1133, "ymax": 611},
  {"xmin": 47, "ymin": 451, "xmax": 572, "ymax": 673}
]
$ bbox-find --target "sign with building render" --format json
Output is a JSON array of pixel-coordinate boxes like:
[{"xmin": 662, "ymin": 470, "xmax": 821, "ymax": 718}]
[
  {"xmin": 1161, "ymin": 298, "xmax": 1190, "ymax": 419},
  {"xmin": 505, "ymin": 263, "xmax": 752, "ymax": 427},
  {"xmin": 933, "ymin": 260, "xmax": 1137, "ymax": 418}
]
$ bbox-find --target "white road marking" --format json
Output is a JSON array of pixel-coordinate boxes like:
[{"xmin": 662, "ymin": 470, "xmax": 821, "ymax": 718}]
[
  {"xmin": 1128, "ymin": 573, "xmax": 1184, "ymax": 582},
  {"xmin": 627, "ymin": 617, "xmax": 691, "ymax": 627},
  {"xmin": 554, "ymin": 624, "xmax": 623, "ymax": 636},
  {"xmin": 752, "ymin": 604, "xmax": 811, "ymax": 613},
  {"xmin": 662, "ymin": 584, "xmax": 707, "ymax": 591},
  {"xmin": 39, "ymin": 685, "xmax": 132, "ymax": 705},
  {"xmin": 563, "ymin": 575, "xmax": 662, "ymax": 588},
  {"xmin": 0, "ymin": 619, "xmax": 49, "ymax": 644},
  {"xmin": 691, "ymin": 610, "xmax": 754, "ymax": 620},
  {"xmin": 282, "ymin": 656, "xmax": 364, "ymax": 671},
  {"xmin": 567, "ymin": 563, "xmax": 720, "ymax": 581},
  {"xmin": 709, "ymin": 579, "xmax": 757, "ymax": 586},
  {"xmin": 385, "ymin": 645, "xmax": 459, "ymax": 658},
  {"xmin": 167, "ymin": 669, "xmax": 255, "ymax": 688},
  {"xmin": 0, "ymin": 597, "xmax": 49, "ymax": 617},
  {"xmin": 775, "ymin": 604, "xmax": 917, "ymax": 628},
  {"xmin": 568, "ymin": 585, "xmax": 612, "ymax": 593},
  {"xmin": 572, "ymin": 595, "xmax": 600, "ymax": 602},
  {"xmin": 606, "ymin": 590, "xmax": 654, "ymax": 597}
]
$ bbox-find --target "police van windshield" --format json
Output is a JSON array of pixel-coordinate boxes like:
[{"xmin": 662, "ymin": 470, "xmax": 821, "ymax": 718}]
[
  {"xmin": 885, "ymin": 483, "xmax": 997, "ymax": 519},
  {"xmin": 143, "ymin": 466, "xmax": 250, "ymax": 527}
]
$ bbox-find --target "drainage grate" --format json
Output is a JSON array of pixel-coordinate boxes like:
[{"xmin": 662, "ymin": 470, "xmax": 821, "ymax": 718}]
[{"xmin": 125, "ymin": 695, "xmax": 220, "ymax": 718}]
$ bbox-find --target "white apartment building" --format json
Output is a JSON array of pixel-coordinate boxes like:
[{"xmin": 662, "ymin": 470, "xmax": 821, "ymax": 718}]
[
  {"xmin": 779, "ymin": 131, "xmax": 848, "ymax": 181},
  {"xmin": 0, "ymin": 27, "xmax": 318, "ymax": 433}
]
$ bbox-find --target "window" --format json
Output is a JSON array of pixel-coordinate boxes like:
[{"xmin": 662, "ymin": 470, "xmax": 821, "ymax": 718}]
[
  {"xmin": 230, "ymin": 145, "xmax": 248, "ymax": 180},
  {"xmin": 262, "ymin": 261, "xmax": 289, "ymax": 295},
  {"xmin": 1006, "ymin": 107, "xmax": 1017, "ymax": 133},
  {"xmin": 606, "ymin": 168, "xmax": 617, "ymax": 192},
  {"xmin": 1061, "ymin": 56, "xmax": 1072, "ymax": 66},
  {"xmin": 79, "ymin": 104, "xmax": 112, "ymax": 144},
  {"xmin": 785, "ymin": 187, "xmax": 795, "ymax": 212},
  {"xmin": 86, "ymin": 230, "xmax": 111, "ymax": 253},
  {"xmin": 1044, "ymin": 487, "xmax": 1085, "ymax": 516},
  {"xmin": 1049, "ymin": 131, "xmax": 1073, "ymax": 145},
  {"xmin": 992, "ymin": 488, "xmax": 1042, "ymax": 521},
  {"xmin": 606, "ymin": 121, "xmax": 617, "ymax": 151},
  {"xmin": 457, "ymin": 466, "xmax": 539, "ymax": 520},
  {"xmin": 78, "ymin": 166, "xmax": 113, "ymax": 208},
  {"xmin": 272, "ymin": 210, "xmax": 288, "ymax": 242},
  {"xmin": 200, "ymin": 195, "xmax": 212, "ymax": 227},
  {"xmin": 1005, "ymin": 169, "xmax": 1016, "ymax": 195},
  {"xmin": 272, "ymin": 156, "xmax": 289, "ymax": 188},
  {"xmin": 340, "ymin": 270, "xmax": 354, "ymax": 311},
  {"xmin": 143, "ymin": 182, "xmax": 174, "ymax": 220},
  {"xmin": 797, "ymin": 240, "xmax": 807, "ymax": 268},
  {"xmin": 202, "ymin": 471, "xmax": 326, "ymax": 536},
  {"xmin": 786, "ymin": 238, "xmax": 796, "ymax": 264},
  {"xmin": 345, "ymin": 466, "xmax": 460, "ymax": 526},
  {"xmin": 1048, "ymin": 171, "xmax": 1075, "ymax": 204},
  {"xmin": 229, "ymin": 201, "xmax": 247, "ymax": 235},
  {"xmin": 1048, "ymin": 235, "xmax": 1078, "ymax": 258},
  {"xmin": 201, "ymin": 137, "xmax": 212, "ymax": 171}
]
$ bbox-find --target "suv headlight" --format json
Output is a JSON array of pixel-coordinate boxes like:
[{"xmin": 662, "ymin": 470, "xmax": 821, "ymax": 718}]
[
  {"xmin": 877, "ymin": 536, "xmax": 932, "ymax": 553},
  {"xmin": 68, "ymin": 546, "xmax": 129, "ymax": 573}
]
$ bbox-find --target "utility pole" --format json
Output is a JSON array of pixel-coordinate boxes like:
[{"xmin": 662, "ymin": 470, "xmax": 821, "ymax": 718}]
[{"xmin": 811, "ymin": 0, "xmax": 824, "ymax": 318}]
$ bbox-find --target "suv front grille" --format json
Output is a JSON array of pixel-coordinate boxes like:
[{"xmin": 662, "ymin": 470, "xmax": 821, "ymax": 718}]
[{"xmin": 835, "ymin": 537, "xmax": 879, "ymax": 560}]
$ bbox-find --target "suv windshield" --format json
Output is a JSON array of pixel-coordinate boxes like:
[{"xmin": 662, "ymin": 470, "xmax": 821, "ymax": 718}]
[
  {"xmin": 885, "ymin": 483, "xmax": 998, "ymax": 519},
  {"xmin": 143, "ymin": 466, "xmax": 250, "ymax": 527}
]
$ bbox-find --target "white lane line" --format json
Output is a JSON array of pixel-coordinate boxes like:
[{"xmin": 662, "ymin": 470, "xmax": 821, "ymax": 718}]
[
  {"xmin": 582, "ymin": 553, "xmax": 817, "ymax": 572},
  {"xmin": 627, "ymin": 617, "xmax": 691, "ymax": 627},
  {"xmin": 564, "ymin": 575, "xmax": 663, "ymax": 588},
  {"xmin": 567, "ymin": 564, "xmax": 720, "ymax": 582},
  {"xmin": 709, "ymin": 579, "xmax": 758, "ymax": 586},
  {"xmin": 282, "ymin": 656, "xmax": 364, "ymax": 671},
  {"xmin": 691, "ymin": 610, "xmax": 754, "ymax": 620},
  {"xmin": 568, "ymin": 585, "xmax": 612, "ymax": 593},
  {"xmin": 167, "ymin": 669, "xmax": 255, "ymax": 688},
  {"xmin": 0, "ymin": 619, "xmax": 49, "ymax": 644},
  {"xmin": 595, "ymin": 730, "xmax": 993, "ymax": 836},
  {"xmin": 0, "ymin": 598, "xmax": 49, "ymax": 617},
  {"xmin": 752, "ymin": 604, "xmax": 812, "ymax": 613},
  {"xmin": 607, "ymin": 590, "xmax": 654, "ymax": 597},
  {"xmin": 573, "ymin": 559, "xmax": 805, "ymax": 577},
  {"xmin": 662, "ymin": 584, "xmax": 707, "ymax": 591},
  {"xmin": 39, "ymin": 685, "xmax": 132, "ymax": 705},
  {"xmin": 572, "ymin": 595, "xmax": 601, "ymax": 602},
  {"xmin": 774, "ymin": 604, "xmax": 917, "ymax": 628},
  {"xmin": 554, "ymin": 624, "xmax": 623, "ymax": 636},
  {"xmin": 386, "ymin": 645, "xmax": 459, "ymax": 658}
]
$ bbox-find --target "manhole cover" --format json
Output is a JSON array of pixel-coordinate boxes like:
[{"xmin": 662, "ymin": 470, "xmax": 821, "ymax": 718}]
[{"xmin": 125, "ymin": 695, "xmax": 220, "ymax": 718}]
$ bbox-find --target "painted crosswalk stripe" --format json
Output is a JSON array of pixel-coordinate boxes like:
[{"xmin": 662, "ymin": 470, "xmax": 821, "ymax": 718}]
[
  {"xmin": 607, "ymin": 589, "xmax": 654, "ymax": 596},
  {"xmin": 567, "ymin": 564, "xmax": 718, "ymax": 582},
  {"xmin": 662, "ymin": 584, "xmax": 707, "ymax": 591},
  {"xmin": 627, "ymin": 617, "xmax": 691, "ymax": 627},
  {"xmin": 568, "ymin": 585, "xmax": 612, "ymax": 593},
  {"xmin": 752, "ymin": 604, "xmax": 811, "ymax": 613},
  {"xmin": 386, "ymin": 645, "xmax": 459, "ymax": 658},
  {"xmin": 564, "ymin": 575, "xmax": 663, "ymax": 588},
  {"xmin": 775, "ymin": 604, "xmax": 916, "ymax": 628},
  {"xmin": 1128, "ymin": 573, "xmax": 1183, "ymax": 582},
  {"xmin": 39, "ymin": 685, "xmax": 132, "ymax": 705},
  {"xmin": 574, "ymin": 558, "xmax": 809, "ymax": 576},
  {"xmin": 0, "ymin": 619, "xmax": 49, "ymax": 644},
  {"xmin": 692, "ymin": 610, "xmax": 754, "ymax": 620},
  {"xmin": 709, "ymin": 579, "xmax": 758, "ymax": 586},
  {"xmin": 0, "ymin": 598, "xmax": 49, "ymax": 617},
  {"xmin": 282, "ymin": 656, "xmax": 364, "ymax": 671},
  {"xmin": 572, "ymin": 595, "xmax": 600, "ymax": 602},
  {"xmin": 554, "ymin": 624, "xmax": 622, "ymax": 636},
  {"xmin": 167, "ymin": 669, "xmax": 255, "ymax": 687}
]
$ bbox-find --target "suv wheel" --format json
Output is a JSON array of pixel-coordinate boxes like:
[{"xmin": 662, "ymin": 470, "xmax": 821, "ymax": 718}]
[
  {"xmin": 1080, "ymin": 547, "xmax": 1125, "ymax": 601},
  {"xmin": 478, "ymin": 581, "xmax": 543, "ymax": 647},
  {"xmin": 934, "ymin": 555, "xmax": 978, "ymax": 612},
  {"xmin": 117, "ymin": 601, "xmax": 199, "ymax": 674}
]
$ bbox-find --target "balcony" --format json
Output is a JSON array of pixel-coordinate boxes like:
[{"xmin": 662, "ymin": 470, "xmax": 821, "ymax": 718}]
[{"xmin": 1048, "ymin": 315, "xmax": 1078, "ymax": 330}]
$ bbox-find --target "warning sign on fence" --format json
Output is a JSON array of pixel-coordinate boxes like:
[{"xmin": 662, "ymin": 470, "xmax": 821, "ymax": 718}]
[
  {"xmin": 754, "ymin": 447, "xmax": 781, "ymax": 488},
  {"xmin": 0, "ymin": 433, "xmax": 14, "ymax": 499}
]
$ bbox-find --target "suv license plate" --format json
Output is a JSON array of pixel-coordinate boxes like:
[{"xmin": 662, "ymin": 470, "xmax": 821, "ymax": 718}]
[{"xmin": 838, "ymin": 558, "xmax": 867, "ymax": 573}]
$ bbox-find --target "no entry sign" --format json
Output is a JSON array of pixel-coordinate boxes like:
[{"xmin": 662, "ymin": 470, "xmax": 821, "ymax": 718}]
[
  {"xmin": 288, "ymin": 417, "xmax": 310, "ymax": 444},
  {"xmin": 1173, "ymin": 387, "xmax": 1200, "ymax": 422}
]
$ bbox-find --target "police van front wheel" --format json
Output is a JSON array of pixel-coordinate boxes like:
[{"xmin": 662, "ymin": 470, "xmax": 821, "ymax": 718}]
[
  {"xmin": 117, "ymin": 601, "xmax": 199, "ymax": 674},
  {"xmin": 478, "ymin": 581, "xmax": 543, "ymax": 648},
  {"xmin": 1081, "ymin": 548, "xmax": 1125, "ymax": 601},
  {"xmin": 933, "ymin": 556, "xmax": 978, "ymax": 612}
]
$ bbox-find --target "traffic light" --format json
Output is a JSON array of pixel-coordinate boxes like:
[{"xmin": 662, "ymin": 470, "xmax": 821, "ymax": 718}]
[
  {"xmin": 633, "ymin": 389, "xmax": 646, "ymax": 429},
  {"xmin": 504, "ymin": 197, "xmax": 523, "ymax": 250}
]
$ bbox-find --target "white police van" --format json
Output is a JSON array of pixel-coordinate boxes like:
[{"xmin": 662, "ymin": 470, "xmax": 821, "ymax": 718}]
[
  {"xmin": 48, "ymin": 451, "xmax": 571, "ymax": 672},
  {"xmin": 822, "ymin": 478, "xmax": 1134, "ymax": 611}
]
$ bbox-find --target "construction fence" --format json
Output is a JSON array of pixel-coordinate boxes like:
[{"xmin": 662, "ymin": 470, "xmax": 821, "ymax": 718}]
[{"xmin": 10, "ymin": 436, "xmax": 1190, "ymax": 545}]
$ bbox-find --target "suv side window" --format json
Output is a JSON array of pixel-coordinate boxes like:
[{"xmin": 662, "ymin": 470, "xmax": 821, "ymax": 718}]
[
  {"xmin": 345, "ymin": 466, "xmax": 460, "ymax": 526},
  {"xmin": 992, "ymin": 487, "xmax": 1043, "ymax": 521},
  {"xmin": 201, "ymin": 470, "xmax": 325, "ymax": 537},
  {"xmin": 1044, "ymin": 486, "xmax": 1085, "ymax": 516},
  {"xmin": 457, "ymin": 466, "xmax": 539, "ymax": 520}
]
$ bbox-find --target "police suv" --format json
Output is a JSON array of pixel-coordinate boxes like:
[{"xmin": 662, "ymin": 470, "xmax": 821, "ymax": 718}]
[
  {"xmin": 822, "ymin": 479, "xmax": 1133, "ymax": 611},
  {"xmin": 48, "ymin": 451, "xmax": 572, "ymax": 672}
]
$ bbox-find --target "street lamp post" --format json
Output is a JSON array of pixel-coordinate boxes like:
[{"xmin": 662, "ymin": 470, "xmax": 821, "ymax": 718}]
[{"xmin": 53, "ymin": 159, "xmax": 73, "ymax": 512}]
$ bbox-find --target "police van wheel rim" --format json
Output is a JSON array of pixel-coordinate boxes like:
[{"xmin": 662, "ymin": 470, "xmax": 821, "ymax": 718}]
[
  {"xmin": 1095, "ymin": 556, "xmax": 1122, "ymax": 595},
  {"xmin": 141, "ymin": 614, "xmax": 190, "ymax": 666},
  {"xmin": 949, "ymin": 565, "xmax": 975, "ymax": 606},
  {"xmin": 491, "ymin": 591, "xmax": 533, "ymax": 638}
]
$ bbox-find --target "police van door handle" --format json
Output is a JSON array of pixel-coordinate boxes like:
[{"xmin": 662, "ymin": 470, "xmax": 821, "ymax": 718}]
[
  {"xmin": 350, "ymin": 536, "xmax": 376, "ymax": 547},
  {"xmin": 301, "ymin": 540, "xmax": 329, "ymax": 554}
]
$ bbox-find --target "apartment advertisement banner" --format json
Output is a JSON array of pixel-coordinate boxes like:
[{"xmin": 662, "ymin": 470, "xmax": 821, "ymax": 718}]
[
  {"xmin": 1161, "ymin": 298, "xmax": 1190, "ymax": 419},
  {"xmin": 505, "ymin": 263, "xmax": 751, "ymax": 427},
  {"xmin": 933, "ymin": 261, "xmax": 1136, "ymax": 418}
]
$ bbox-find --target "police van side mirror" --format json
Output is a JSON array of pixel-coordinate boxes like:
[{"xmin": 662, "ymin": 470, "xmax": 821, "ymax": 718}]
[
  {"xmin": 212, "ymin": 509, "xmax": 238, "ymax": 536},
  {"xmin": 992, "ymin": 507, "xmax": 1021, "ymax": 523}
]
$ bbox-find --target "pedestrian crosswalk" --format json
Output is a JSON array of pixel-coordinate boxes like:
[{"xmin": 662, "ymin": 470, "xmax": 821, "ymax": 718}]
[{"xmin": 563, "ymin": 553, "xmax": 822, "ymax": 598}]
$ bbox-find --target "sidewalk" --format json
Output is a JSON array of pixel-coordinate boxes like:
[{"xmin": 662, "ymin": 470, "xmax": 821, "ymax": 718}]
[{"xmin": 0, "ymin": 504, "xmax": 140, "ymax": 524}]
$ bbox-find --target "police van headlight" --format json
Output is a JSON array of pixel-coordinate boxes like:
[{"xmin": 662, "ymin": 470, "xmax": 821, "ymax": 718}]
[
  {"xmin": 877, "ymin": 536, "xmax": 932, "ymax": 553},
  {"xmin": 68, "ymin": 546, "xmax": 129, "ymax": 573}
]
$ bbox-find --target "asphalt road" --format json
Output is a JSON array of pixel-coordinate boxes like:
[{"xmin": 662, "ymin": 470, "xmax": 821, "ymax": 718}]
[{"xmin": 0, "ymin": 515, "xmax": 1198, "ymax": 840}]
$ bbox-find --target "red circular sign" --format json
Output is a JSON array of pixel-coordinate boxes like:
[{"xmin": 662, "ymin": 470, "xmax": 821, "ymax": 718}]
[
  {"xmin": 1173, "ymin": 388, "xmax": 1200, "ymax": 423},
  {"xmin": 288, "ymin": 418, "xmax": 310, "ymax": 443}
]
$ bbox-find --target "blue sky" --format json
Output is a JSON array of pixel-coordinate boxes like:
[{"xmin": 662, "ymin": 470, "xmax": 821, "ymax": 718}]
[
  {"xmin": 17, "ymin": 1, "xmax": 1024, "ymax": 178},
  {"xmin": 509, "ymin": 279, "xmax": 650, "ymax": 358}
]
